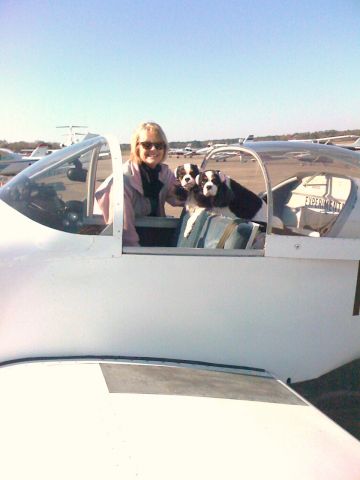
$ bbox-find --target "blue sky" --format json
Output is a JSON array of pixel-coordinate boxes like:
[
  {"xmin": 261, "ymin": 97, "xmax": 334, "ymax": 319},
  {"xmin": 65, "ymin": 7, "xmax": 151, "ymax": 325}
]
[{"xmin": 1, "ymin": 0, "xmax": 359, "ymax": 144}]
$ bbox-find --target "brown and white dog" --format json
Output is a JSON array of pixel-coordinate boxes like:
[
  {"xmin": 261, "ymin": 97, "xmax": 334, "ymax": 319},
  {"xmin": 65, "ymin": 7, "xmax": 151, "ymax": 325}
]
[
  {"xmin": 195, "ymin": 170, "xmax": 267, "ymax": 224},
  {"xmin": 174, "ymin": 163, "xmax": 200, "ymax": 191}
]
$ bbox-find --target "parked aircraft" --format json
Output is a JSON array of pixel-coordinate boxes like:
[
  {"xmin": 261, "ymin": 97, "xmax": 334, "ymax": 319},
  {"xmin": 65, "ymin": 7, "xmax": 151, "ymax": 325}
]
[
  {"xmin": 195, "ymin": 141, "xmax": 228, "ymax": 155},
  {"xmin": 169, "ymin": 145, "xmax": 196, "ymax": 157},
  {"xmin": 194, "ymin": 136, "xmax": 255, "ymax": 159},
  {"xmin": 290, "ymin": 135, "xmax": 360, "ymax": 150},
  {"xmin": 57, "ymin": 125, "xmax": 90, "ymax": 147},
  {"xmin": 169, "ymin": 136, "xmax": 255, "ymax": 159},
  {"xmin": 0, "ymin": 136, "xmax": 359, "ymax": 475},
  {"xmin": 20, "ymin": 143, "xmax": 51, "ymax": 159},
  {"xmin": 0, "ymin": 126, "xmax": 96, "ymax": 183},
  {"xmin": 0, "ymin": 143, "xmax": 53, "ymax": 182},
  {"xmin": 0, "ymin": 148, "xmax": 22, "ymax": 163},
  {"xmin": 0, "ymin": 149, "xmax": 23, "ymax": 185},
  {"xmin": 339, "ymin": 137, "xmax": 360, "ymax": 151}
]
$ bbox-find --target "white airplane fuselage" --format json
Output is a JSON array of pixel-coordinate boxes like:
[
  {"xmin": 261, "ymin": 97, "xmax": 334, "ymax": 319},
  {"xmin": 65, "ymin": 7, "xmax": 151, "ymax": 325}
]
[{"xmin": 0, "ymin": 199, "xmax": 359, "ymax": 383}]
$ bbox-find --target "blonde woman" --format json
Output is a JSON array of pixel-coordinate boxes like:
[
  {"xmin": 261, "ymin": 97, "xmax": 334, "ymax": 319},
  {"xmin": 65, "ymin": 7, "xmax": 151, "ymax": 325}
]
[{"xmin": 96, "ymin": 122, "xmax": 182, "ymax": 246}]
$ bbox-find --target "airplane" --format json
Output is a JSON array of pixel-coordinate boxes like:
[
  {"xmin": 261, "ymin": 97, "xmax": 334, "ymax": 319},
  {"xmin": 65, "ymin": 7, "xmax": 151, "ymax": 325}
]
[
  {"xmin": 0, "ymin": 143, "xmax": 53, "ymax": 182},
  {"xmin": 0, "ymin": 136, "xmax": 359, "ymax": 473},
  {"xmin": 168, "ymin": 136, "xmax": 255, "ymax": 159},
  {"xmin": 339, "ymin": 137, "xmax": 360, "ymax": 151},
  {"xmin": 193, "ymin": 136, "xmax": 255, "ymax": 160},
  {"xmin": 0, "ymin": 147, "xmax": 22, "ymax": 163},
  {"xmin": 0, "ymin": 135, "xmax": 359, "ymax": 380},
  {"xmin": 194, "ymin": 141, "xmax": 228, "ymax": 155},
  {"xmin": 21, "ymin": 143, "xmax": 53, "ymax": 159},
  {"xmin": 0, "ymin": 127, "xmax": 97, "ymax": 184},
  {"xmin": 57, "ymin": 124, "xmax": 90, "ymax": 147},
  {"xmin": 289, "ymin": 134, "xmax": 360, "ymax": 150},
  {"xmin": 168, "ymin": 144, "xmax": 196, "ymax": 157},
  {"xmin": 0, "ymin": 148, "xmax": 23, "ymax": 186}
]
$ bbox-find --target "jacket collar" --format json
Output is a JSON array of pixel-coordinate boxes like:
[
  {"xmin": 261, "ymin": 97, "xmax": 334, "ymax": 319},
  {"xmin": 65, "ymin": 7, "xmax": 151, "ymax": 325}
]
[{"xmin": 124, "ymin": 160, "xmax": 168, "ymax": 195}]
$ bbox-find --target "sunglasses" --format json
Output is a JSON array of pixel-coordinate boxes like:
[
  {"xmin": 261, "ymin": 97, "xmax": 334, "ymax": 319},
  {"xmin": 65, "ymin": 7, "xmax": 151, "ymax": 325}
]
[{"xmin": 139, "ymin": 141, "xmax": 165, "ymax": 150}]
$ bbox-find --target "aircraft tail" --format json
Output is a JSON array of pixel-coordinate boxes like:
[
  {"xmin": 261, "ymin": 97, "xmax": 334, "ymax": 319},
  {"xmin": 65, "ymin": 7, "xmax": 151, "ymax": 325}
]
[{"xmin": 29, "ymin": 144, "xmax": 48, "ymax": 158}]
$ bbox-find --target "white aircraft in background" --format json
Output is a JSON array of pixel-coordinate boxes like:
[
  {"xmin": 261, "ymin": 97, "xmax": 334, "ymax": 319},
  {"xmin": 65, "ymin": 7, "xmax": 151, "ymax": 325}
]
[
  {"xmin": 169, "ymin": 144, "xmax": 196, "ymax": 157},
  {"xmin": 0, "ymin": 144, "xmax": 53, "ymax": 182},
  {"xmin": 328, "ymin": 135, "xmax": 360, "ymax": 151},
  {"xmin": 0, "ymin": 148, "xmax": 22, "ymax": 163},
  {"xmin": 194, "ymin": 142, "xmax": 228, "ymax": 155},
  {"xmin": 57, "ymin": 125, "xmax": 96, "ymax": 147},
  {"xmin": 289, "ymin": 134, "xmax": 360, "ymax": 150},
  {"xmin": 0, "ymin": 127, "xmax": 96, "ymax": 183},
  {"xmin": 192, "ymin": 136, "xmax": 256, "ymax": 161},
  {"xmin": 194, "ymin": 135, "xmax": 255, "ymax": 156},
  {"xmin": 20, "ymin": 143, "xmax": 51, "ymax": 160}
]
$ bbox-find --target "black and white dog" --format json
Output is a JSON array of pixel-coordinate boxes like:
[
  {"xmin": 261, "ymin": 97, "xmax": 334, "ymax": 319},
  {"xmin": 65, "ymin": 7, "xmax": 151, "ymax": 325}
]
[
  {"xmin": 174, "ymin": 163, "xmax": 212, "ymax": 211},
  {"xmin": 174, "ymin": 163, "xmax": 212, "ymax": 237},
  {"xmin": 195, "ymin": 170, "xmax": 267, "ymax": 223}
]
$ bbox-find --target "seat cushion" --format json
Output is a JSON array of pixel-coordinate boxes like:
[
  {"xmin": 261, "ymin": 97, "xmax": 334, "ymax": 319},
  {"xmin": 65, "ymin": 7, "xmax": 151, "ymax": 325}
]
[
  {"xmin": 197, "ymin": 216, "xmax": 254, "ymax": 249},
  {"xmin": 224, "ymin": 222, "xmax": 254, "ymax": 249},
  {"xmin": 176, "ymin": 210, "xmax": 213, "ymax": 248}
]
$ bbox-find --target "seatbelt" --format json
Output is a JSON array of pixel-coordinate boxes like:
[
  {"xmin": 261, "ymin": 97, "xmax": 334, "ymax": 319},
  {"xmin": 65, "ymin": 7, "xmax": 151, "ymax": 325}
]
[{"xmin": 216, "ymin": 219, "xmax": 243, "ymax": 249}]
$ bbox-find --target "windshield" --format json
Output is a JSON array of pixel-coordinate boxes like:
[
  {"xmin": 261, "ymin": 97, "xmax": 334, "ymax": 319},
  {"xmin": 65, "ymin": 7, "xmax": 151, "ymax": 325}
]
[{"xmin": 0, "ymin": 136, "xmax": 112, "ymax": 234}]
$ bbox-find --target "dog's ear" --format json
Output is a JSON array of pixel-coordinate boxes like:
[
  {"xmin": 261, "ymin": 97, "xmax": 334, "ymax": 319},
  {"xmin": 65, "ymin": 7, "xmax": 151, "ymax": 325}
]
[
  {"xmin": 193, "ymin": 165, "xmax": 200, "ymax": 176},
  {"xmin": 214, "ymin": 182, "xmax": 234, "ymax": 207},
  {"xmin": 217, "ymin": 170, "xmax": 230, "ymax": 185},
  {"xmin": 174, "ymin": 166, "xmax": 180, "ymax": 178},
  {"xmin": 195, "ymin": 174, "xmax": 201, "ymax": 185},
  {"xmin": 216, "ymin": 170, "xmax": 225, "ymax": 181}
]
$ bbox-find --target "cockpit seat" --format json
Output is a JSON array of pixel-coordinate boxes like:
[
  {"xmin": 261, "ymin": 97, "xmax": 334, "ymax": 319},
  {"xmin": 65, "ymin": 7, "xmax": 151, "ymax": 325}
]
[
  {"xmin": 177, "ymin": 210, "xmax": 259, "ymax": 249},
  {"xmin": 281, "ymin": 206, "xmax": 298, "ymax": 227},
  {"xmin": 176, "ymin": 210, "xmax": 213, "ymax": 248},
  {"xmin": 197, "ymin": 215, "xmax": 258, "ymax": 249}
]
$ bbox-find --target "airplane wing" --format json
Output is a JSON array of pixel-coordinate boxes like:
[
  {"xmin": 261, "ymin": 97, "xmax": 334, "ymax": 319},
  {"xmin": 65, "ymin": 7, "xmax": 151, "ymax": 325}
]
[
  {"xmin": 340, "ymin": 138, "xmax": 360, "ymax": 150},
  {"xmin": 289, "ymin": 135, "xmax": 360, "ymax": 149},
  {"xmin": 0, "ymin": 359, "xmax": 359, "ymax": 479}
]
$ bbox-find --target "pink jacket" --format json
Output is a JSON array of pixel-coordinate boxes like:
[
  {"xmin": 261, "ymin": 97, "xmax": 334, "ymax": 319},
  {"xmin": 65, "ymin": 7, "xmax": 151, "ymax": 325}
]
[{"xmin": 95, "ymin": 160, "xmax": 182, "ymax": 246}]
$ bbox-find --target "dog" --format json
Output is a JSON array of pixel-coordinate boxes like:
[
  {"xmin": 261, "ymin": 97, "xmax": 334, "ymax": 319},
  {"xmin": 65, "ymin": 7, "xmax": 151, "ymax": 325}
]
[
  {"xmin": 174, "ymin": 163, "xmax": 200, "ymax": 191},
  {"xmin": 195, "ymin": 170, "xmax": 267, "ymax": 224},
  {"xmin": 174, "ymin": 163, "xmax": 211, "ymax": 211},
  {"xmin": 174, "ymin": 163, "xmax": 212, "ymax": 237}
]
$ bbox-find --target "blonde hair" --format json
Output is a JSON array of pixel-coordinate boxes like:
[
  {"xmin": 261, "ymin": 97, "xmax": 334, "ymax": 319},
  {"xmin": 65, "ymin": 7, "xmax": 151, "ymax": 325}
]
[{"xmin": 130, "ymin": 122, "xmax": 168, "ymax": 164}]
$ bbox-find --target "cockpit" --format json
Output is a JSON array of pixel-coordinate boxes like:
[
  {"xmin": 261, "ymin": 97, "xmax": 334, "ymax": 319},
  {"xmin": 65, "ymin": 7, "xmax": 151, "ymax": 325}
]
[{"xmin": 0, "ymin": 136, "xmax": 359, "ymax": 252}]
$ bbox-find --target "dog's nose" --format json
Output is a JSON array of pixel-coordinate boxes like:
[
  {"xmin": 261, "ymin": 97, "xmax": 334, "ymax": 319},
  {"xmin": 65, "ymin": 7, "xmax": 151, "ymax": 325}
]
[
  {"xmin": 185, "ymin": 177, "xmax": 190, "ymax": 183},
  {"xmin": 206, "ymin": 184, "xmax": 212, "ymax": 190}
]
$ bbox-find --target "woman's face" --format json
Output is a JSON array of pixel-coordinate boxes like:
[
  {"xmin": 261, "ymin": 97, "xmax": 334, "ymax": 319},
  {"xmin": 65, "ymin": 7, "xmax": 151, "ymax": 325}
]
[{"xmin": 137, "ymin": 129, "xmax": 165, "ymax": 168}]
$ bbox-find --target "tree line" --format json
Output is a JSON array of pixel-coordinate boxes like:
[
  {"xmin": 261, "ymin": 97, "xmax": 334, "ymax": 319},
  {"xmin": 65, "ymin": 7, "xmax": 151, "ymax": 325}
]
[{"xmin": 2, "ymin": 129, "xmax": 359, "ymax": 152}]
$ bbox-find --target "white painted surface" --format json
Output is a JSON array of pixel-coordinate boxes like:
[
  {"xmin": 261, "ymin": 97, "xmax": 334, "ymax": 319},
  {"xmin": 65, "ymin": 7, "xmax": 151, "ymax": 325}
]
[
  {"xmin": 0, "ymin": 361, "xmax": 359, "ymax": 480},
  {"xmin": 265, "ymin": 233, "xmax": 360, "ymax": 260},
  {"xmin": 0, "ymin": 138, "xmax": 359, "ymax": 384},
  {"xmin": 0, "ymin": 200, "xmax": 359, "ymax": 383}
]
